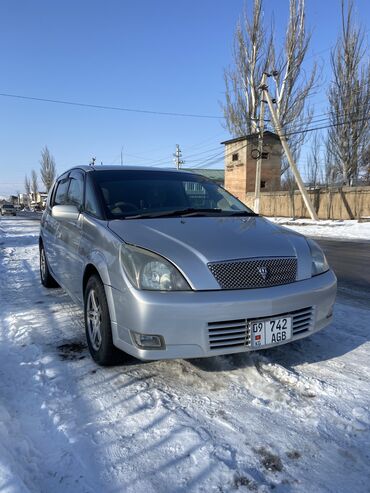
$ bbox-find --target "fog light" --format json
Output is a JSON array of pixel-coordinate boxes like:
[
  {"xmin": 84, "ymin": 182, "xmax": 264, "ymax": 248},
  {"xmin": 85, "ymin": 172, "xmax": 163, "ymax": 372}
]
[{"xmin": 131, "ymin": 332, "xmax": 165, "ymax": 349}]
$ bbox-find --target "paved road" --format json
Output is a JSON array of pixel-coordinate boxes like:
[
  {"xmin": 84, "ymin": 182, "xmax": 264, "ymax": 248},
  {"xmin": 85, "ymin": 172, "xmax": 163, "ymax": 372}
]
[
  {"xmin": 316, "ymin": 238, "xmax": 370, "ymax": 309},
  {"xmin": 316, "ymin": 238, "xmax": 370, "ymax": 290}
]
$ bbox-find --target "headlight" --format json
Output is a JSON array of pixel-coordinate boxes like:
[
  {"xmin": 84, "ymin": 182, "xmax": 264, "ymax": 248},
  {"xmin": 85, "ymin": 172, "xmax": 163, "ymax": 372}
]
[
  {"xmin": 307, "ymin": 239, "xmax": 329, "ymax": 276},
  {"xmin": 120, "ymin": 244, "xmax": 191, "ymax": 291}
]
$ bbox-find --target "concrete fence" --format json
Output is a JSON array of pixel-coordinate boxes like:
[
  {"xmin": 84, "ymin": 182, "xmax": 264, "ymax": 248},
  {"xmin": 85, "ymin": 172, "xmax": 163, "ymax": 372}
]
[{"xmin": 243, "ymin": 186, "xmax": 370, "ymax": 220}]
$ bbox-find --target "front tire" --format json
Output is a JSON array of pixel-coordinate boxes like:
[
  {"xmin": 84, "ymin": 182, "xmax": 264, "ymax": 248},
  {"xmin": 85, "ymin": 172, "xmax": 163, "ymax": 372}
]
[
  {"xmin": 84, "ymin": 274, "xmax": 124, "ymax": 366},
  {"xmin": 40, "ymin": 243, "xmax": 58, "ymax": 288}
]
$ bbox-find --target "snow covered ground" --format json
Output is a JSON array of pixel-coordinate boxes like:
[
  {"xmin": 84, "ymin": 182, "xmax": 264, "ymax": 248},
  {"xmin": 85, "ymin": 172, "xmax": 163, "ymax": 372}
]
[
  {"xmin": 268, "ymin": 217, "xmax": 370, "ymax": 241},
  {"xmin": 1, "ymin": 217, "xmax": 370, "ymax": 493}
]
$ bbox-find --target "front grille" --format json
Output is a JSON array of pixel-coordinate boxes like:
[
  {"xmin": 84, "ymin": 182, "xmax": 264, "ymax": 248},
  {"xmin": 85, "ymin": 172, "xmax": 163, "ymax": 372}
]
[
  {"xmin": 207, "ymin": 306, "xmax": 314, "ymax": 351},
  {"xmin": 208, "ymin": 319, "xmax": 251, "ymax": 350},
  {"xmin": 291, "ymin": 306, "xmax": 314, "ymax": 335},
  {"xmin": 208, "ymin": 257, "xmax": 297, "ymax": 290}
]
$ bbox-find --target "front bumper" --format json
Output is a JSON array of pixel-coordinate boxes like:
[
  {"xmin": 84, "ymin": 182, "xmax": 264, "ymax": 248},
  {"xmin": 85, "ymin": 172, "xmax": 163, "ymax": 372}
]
[{"xmin": 107, "ymin": 270, "xmax": 337, "ymax": 360}]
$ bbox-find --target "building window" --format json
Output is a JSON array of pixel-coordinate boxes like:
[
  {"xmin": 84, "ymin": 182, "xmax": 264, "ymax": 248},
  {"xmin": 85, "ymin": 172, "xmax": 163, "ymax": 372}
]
[
  {"xmin": 261, "ymin": 152, "xmax": 269, "ymax": 159},
  {"xmin": 261, "ymin": 180, "xmax": 266, "ymax": 189},
  {"xmin": 232, "ymin": 153, "xmax": 239, "ymax": 161}
]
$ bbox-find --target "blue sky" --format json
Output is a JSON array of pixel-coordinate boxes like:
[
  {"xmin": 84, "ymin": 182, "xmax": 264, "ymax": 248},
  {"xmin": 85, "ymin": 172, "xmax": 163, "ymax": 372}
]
[{"xmin": 0, "ymin": 0, "xmax": 369, "ymax": 195}]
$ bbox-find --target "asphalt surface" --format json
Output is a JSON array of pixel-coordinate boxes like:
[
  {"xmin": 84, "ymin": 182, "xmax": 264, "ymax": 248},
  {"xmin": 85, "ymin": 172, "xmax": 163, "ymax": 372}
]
[
  {"xmin": 316, "ymin": 238, "xmax": 370, "ymax": 290},
  {"xmin": 314, "ymin": 238, "xmax": 370, "ymax": 309}
]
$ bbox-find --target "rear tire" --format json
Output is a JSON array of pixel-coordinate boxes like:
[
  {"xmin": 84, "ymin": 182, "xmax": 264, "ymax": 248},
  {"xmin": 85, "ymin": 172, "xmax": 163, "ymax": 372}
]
[
  {"xmin": 39, "ymin": 243, "xmax": 58, "ymax": 288},
  {"xmin": 84, "ymin": 274, "xmax": 124, "ymax": 366}
]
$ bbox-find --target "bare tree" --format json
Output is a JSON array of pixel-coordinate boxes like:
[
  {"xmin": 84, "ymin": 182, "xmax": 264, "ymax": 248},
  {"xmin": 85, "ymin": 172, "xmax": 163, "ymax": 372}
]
[
  {"xmin": 40, "ymin": 146, "xmax": 56, "ymax": 192},
  {"xmin": 327, "ymin": 0, "xmax": 370, "ymax": 185},
  {"xmin": 222, "ymin": 0, "xmax": 317, "ymax": 168},
  {"xmin": 24, "ymin": 175, "xmax": 31, "ymax": 206},
  {"xmin": 222, "ymin": 0, "xmax": 271, "ymax": 136},
  {"xmin": 24, "ymin": 175, "xmax": 31, "ymax": 195},
  {"xmin": 363, "ymin": 144, "xmax": 370, "ymax": 184},
  {"xmin": 305, "ymin": 132, "xmax": 322, "ymax": 188},
  {"xmin": 323, "ymin": 144, "xmax": 337, "ymax": 186},
  {"xmin": 31, "ymin": 170, "xmax": 38, "ymax": 202}
]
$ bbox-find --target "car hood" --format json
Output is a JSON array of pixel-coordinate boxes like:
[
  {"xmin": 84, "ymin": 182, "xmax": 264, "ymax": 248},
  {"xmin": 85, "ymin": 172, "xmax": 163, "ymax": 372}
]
[{"xmin": 108, "ymin": 216, "xmax": 312, "ymax": 289}]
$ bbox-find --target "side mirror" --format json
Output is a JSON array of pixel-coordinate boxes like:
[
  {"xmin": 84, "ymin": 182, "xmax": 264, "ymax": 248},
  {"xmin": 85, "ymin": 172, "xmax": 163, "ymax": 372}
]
[{"xmin": 52, "ymin": 205, "xmax": 80, "ymax": 221}]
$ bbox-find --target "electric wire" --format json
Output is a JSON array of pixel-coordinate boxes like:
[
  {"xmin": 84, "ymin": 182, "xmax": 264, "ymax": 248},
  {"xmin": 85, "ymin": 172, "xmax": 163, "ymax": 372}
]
[{"xmin": 0, "ymin": 91, "xmax": 265, "ymax": 123}]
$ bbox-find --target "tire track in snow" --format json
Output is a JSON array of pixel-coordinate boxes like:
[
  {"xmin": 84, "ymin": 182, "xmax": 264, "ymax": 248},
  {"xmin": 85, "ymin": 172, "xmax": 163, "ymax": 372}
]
[{"xmin": 0, "ymin": 218, "xmax": 102, "ymax": 492}]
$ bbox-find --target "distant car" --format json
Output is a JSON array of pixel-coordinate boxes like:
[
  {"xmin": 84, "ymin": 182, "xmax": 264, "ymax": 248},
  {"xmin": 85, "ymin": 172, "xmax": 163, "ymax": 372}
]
[
  {"xmin": 31, "ymin": 205, "xmax": 43, "ymax": 212},
  {"xmin": 39, "ymin": 166, "xmax": 337, "ymax": 366},
  {"xmin": 1, "ymin": 204, "xmax": 16, "ymax": 216}
]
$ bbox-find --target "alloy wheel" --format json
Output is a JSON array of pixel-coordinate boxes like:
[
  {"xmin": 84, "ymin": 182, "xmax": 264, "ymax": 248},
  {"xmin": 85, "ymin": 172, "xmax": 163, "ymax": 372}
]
[{"xmin": 86, "ymin": 289, "xmax": 103, "ymax": 351}]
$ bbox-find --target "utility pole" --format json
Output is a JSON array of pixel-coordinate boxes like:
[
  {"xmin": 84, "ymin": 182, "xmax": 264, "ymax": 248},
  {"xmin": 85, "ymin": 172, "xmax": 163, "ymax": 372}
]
[
  {"xmin": 261, "ymin": 75, "xmax": 319, "ymax": 221},
  {"xmin": 254, "ymin": 73, "xmax": 267, "ymax": 213},
  {"xmin": 173, "ymin": 144, "xmax": 184, "ymax": 170}
]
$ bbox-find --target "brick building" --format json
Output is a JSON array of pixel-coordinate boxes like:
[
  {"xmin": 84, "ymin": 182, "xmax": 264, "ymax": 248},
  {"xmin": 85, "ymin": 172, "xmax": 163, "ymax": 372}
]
[{"xmin": 221, "ymin": 131, "xmax": 282, "ymax": 201}]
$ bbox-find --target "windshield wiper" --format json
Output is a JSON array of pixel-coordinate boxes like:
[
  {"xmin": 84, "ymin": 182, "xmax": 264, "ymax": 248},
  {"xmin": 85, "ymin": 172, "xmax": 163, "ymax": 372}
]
[
  {"xmin": 123, "ymin": 208, "xmax": 224, "ymax": 219},
  {"xmin": 226, "ymin": 211, "xmax": 258, "ymax": 217}
]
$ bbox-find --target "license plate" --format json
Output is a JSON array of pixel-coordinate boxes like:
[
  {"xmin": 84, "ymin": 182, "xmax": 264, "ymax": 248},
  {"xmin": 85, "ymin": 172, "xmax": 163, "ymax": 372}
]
[{"xmin": 249, "ymin": 316, "xmax": 292, "ymax": 348}]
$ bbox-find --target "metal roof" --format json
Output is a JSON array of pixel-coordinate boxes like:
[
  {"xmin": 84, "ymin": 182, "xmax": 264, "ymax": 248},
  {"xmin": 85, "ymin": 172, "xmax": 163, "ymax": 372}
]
[
  {"xmin": 184, "ymin": 168, "xmax": 224, "ymax": 182},
  {"xmin": 220, "ymin": 131, "xmax": 280, "ymax": 145}
]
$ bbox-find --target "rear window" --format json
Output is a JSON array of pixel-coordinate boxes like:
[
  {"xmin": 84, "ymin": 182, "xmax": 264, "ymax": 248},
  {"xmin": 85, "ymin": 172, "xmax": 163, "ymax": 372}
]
[{"xmin": 3, "ymin": 204, "xmax": 14, "ymax": 209}]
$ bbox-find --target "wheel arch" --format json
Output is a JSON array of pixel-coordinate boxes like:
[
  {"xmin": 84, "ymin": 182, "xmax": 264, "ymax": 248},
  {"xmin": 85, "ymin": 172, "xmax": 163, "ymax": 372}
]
[
  {"xmin": 82, "ymin": 257, "xmax": 117, "ymax": 324},
  {"xmin": 82, "ymin": 264, "xmax": 101, "ymax": 294}
]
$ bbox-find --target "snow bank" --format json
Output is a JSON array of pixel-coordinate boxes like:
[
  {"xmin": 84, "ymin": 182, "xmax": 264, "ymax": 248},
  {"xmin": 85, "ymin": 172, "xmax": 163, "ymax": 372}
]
[{"xmin": 268, "ymin": 217, "xmax": 370, "ymax": 240}]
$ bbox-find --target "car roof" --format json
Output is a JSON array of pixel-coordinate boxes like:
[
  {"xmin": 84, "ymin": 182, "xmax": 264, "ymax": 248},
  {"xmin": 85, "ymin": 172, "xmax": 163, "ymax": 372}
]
[
  {"xmin": 73, "ymin": 165, "xmax": 185, "ymax": 172},
  {"xmin": 56, "ymin": 165, "xmax": 199, "ymax": 180}
]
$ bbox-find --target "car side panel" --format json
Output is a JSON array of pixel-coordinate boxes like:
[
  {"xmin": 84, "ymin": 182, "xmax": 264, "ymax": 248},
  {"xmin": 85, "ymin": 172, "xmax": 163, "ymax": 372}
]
[
  {"xmin": 79, "ymin": 215, "xmax": 123, "ymax": 325},
  {"xmin": 58, "ymin": 214, "xmax": 84, "ymax": 303},
  {"xmin": 41, "ymin": 207, "xmax": 62, "ymax": 278}
]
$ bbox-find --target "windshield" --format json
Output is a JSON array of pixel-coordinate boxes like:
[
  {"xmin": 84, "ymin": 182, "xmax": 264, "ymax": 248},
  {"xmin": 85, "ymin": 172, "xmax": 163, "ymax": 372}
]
[
  {"xmin": 3, "ymin": 205, "xmax": 14, "ymax": 209},
  {"xmin": 93, "ymin": 170, "xmax": 256, "ymax": 219}
]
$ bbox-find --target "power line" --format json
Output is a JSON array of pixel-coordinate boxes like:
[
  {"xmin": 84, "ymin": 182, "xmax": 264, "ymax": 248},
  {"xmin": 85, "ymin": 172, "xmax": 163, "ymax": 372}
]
[
  {"xmin": 284, "ymin": 114, "xmax": 370, "ymax": 138},
  {"xmin": 0, "ymin": 91, "xmax": 264, "ymax": 123},
  {"xmin": 192, "ymin": 114, "xmax": 370, "ymax": 170},
  {"xmin": 192, "ymin": 141, "xmax": 249, "ymax": 169},
  {"xmin": 0, "ymin": 92, "xmax": 223, "ymax": 120},
  {"xmin": 153, "ymin": 111, "xmax": 370, "ymax": 169}
]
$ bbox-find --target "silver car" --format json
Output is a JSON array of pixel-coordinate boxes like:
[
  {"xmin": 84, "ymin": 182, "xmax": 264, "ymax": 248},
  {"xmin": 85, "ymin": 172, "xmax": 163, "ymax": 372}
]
[
  {"xmin": 39, "ymin": 166, "xmax": 336, "ymax": 365},
  {"xmin": 1, "ymin": 204, "xmax": 16, "ymax": 216}
]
